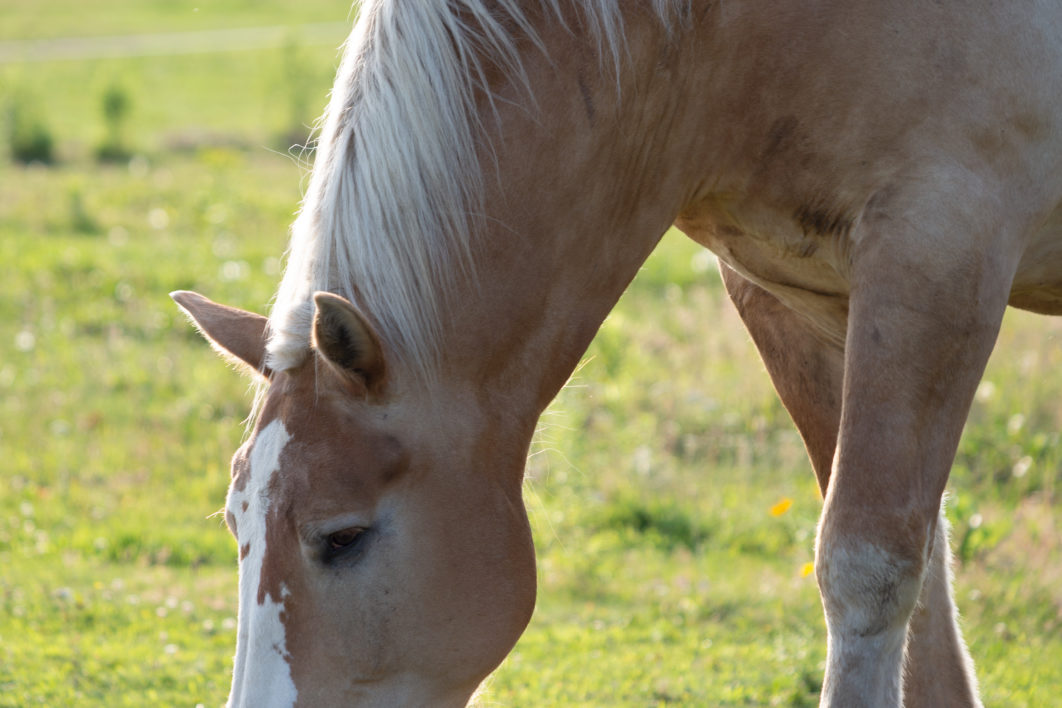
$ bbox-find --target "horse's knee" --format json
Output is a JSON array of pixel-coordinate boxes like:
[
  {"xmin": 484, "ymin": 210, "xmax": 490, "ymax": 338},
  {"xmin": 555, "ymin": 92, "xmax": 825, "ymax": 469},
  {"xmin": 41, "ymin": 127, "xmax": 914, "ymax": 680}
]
[
  {"xmin": 819, "ymin": 545, "xmax": 925, "ymax": 640},
  {"xmin": 815, "ymin": 515, "xmax": 934, "ymax": 696},
  {"xmin": 815, "ymin": 522, "xmax": 932, "ymax": 705},
  {"xmin": 816, "ymin": 527, "xmax": 928, "ymax": 639}
]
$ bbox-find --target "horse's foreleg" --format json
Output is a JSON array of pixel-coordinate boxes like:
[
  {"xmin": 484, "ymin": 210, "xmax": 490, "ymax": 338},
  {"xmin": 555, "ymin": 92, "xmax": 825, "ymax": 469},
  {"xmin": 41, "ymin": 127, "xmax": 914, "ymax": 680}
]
[
  {"xmin": 816, "ymin": 194, "xmax": 1012, "ymax": 708},
  {"xmin": 719, "ymin": 260, "xmax": 983, "ymax": 708}
]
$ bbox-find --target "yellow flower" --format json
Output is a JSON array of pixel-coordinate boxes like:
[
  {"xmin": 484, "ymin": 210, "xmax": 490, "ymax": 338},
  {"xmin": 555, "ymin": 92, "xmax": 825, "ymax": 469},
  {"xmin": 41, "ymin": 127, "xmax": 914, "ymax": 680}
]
[
  {"xmin": 769, "ymin": 497, "xmax": 793, "ymax": 517},
  {"xmin": 801, "ymin": 562, "xmax": 815, "ymax": 578}
]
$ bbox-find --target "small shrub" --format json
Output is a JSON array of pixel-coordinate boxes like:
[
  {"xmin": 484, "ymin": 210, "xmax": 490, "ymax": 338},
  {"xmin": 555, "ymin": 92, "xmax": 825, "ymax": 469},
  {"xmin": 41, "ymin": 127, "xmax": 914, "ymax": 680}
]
[
  {"xmin": 7, "ymin": 99, "xmax": 55, "ymax": 164},
  {"xmin": 96, "ymin": 82, "xmax": 133, "ymax": 162},
  {"xmin": 599, "ymin": 494, "xmax": 711, "ymax": 551},
  {"xmin": 68, "ymin": 189, "xmax": 100, "ymax": 234}
]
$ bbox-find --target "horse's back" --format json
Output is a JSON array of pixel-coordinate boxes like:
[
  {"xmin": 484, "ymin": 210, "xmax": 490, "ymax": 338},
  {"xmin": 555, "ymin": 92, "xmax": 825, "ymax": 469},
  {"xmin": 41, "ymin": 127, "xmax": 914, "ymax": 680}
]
[{"xmin": 676, "ymin": 0, "xmax": 1062, "ymax": 330}]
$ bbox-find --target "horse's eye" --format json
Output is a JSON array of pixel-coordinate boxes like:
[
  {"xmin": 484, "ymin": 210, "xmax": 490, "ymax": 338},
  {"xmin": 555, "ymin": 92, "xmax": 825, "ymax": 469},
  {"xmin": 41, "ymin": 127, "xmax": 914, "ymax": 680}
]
[
  {"xmin": 327, "ymin": 527, "xmax": 365, "ymax": 551},
  {"xmin": 319, "ymin": 525, "xmax": 371, "ymax": 565}
]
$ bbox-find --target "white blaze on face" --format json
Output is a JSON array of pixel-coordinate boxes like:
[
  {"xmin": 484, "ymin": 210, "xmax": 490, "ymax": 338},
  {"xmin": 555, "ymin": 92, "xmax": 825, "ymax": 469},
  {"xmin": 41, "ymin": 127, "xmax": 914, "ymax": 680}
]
[{"xmin": 226, "ymin": 419, "xmax": 298, "ymax": 708}]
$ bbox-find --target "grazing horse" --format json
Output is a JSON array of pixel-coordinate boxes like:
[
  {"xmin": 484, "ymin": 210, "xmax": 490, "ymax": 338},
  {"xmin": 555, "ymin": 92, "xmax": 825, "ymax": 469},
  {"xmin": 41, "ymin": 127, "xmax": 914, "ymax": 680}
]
[{"xmin": 173, "ymin": 1, "xmax": 1062, "ymax": 705}]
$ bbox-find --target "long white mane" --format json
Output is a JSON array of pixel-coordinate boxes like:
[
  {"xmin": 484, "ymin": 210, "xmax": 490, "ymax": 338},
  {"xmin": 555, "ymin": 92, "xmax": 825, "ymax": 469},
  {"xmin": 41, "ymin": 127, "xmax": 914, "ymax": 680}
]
[{"xmin": 267, "ymin": 0, "xmax": 685, "ymax": 382}]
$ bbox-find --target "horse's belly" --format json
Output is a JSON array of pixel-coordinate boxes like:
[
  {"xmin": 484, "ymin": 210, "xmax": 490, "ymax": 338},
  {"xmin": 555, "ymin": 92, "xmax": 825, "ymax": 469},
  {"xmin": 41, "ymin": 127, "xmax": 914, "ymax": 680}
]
[
  {"xmin": 1011, "ymin": 212, "xmax": 1062, "ymax": 315},
  {"xmin": 679, "ymin": 192, "xmax": 1062, "ymax": 330},
  {"xmin": 675, "ymin": 203, "xmax": 852, "ymax": 347}
]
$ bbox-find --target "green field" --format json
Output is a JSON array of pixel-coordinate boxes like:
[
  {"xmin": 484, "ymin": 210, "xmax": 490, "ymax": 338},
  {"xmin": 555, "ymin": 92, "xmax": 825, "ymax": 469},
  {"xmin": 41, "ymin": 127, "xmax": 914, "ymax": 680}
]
[{"xmin": 2, "ymin": 4, "xmax": 1061, "ymax": 706}]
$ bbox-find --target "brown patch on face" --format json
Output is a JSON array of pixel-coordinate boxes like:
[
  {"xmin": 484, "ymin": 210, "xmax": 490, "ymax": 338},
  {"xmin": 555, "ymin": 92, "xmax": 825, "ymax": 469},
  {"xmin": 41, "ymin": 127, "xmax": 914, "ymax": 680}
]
[
  {"xmin": 258, "ymin": 503, "xmax": 296, "ymax": 606},
  {"xmin": 240, "ymin": 543, "xmax": 251, "ymax": 561},
  {"xmin": 248, "ymin": 360, "xmax": 410, "ymax": 624},
  {"xmin": 225, "ymin": 509, "xmax": 238, "ymax": 537},
  {"xmin": 230, "ymin": 445, "xmax": 252, "ymax": 492}
]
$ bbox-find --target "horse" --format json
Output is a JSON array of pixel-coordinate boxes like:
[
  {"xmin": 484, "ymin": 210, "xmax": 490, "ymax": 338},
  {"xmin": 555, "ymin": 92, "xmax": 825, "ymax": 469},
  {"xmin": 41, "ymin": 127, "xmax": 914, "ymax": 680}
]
[{"xmin": 172, "ymin": 1, "xmax": 1062, "ymax": 705}]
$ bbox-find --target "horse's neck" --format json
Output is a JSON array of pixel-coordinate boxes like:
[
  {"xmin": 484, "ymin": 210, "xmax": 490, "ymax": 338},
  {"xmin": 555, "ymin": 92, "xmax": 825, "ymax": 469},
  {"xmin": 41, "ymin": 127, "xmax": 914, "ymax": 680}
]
[{"xmin": 436, "ymin": 18, "xmax": 699, "ymax": 417}]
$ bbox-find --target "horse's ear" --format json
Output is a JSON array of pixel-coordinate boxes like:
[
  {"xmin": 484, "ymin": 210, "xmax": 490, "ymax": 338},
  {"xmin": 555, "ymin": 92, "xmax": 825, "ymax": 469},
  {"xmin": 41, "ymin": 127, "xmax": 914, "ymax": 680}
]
[
  {"xmin": 312, "ymin": 291, "xmax": 387, "ymax": 395},
  {"xmin": 171, "ymin": 291, "xmax": 272, "ymax": 380}
]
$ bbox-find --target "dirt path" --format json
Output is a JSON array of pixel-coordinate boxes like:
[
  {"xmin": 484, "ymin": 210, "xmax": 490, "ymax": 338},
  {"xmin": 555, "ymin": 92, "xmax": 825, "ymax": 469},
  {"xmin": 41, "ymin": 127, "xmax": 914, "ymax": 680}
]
[{"xmin": 0, "ymin": 22, "xmax": 349, "ymax": 64}]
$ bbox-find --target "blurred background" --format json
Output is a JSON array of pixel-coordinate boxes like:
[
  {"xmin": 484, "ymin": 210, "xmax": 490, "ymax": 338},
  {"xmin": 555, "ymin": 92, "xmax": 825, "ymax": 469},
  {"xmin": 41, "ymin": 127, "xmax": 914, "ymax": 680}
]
[{"xmin": 1, "ymin": 2, "xmax": 1060, "ymax": 706}]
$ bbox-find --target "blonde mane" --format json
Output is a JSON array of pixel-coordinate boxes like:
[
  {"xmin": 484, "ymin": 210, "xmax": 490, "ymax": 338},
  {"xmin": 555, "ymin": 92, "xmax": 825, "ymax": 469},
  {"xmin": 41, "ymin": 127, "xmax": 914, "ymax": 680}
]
[{"xmin": 267, "ymin": 0, "xmax": 685, "ymax": 382}]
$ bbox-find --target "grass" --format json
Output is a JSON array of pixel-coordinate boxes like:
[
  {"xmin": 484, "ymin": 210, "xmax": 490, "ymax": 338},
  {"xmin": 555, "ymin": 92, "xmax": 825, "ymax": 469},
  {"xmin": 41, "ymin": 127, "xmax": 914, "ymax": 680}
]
[{"xmin": 2, "ymin": 5, "xmax": 1061, "ymax": 707}]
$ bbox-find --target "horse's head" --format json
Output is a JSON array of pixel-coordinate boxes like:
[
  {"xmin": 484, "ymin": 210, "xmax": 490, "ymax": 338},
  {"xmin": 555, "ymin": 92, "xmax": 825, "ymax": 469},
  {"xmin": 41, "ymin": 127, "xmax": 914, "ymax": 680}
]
[{"xmin": 173, "ymin": 291, "xmax": 536, "ymax": 707}]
